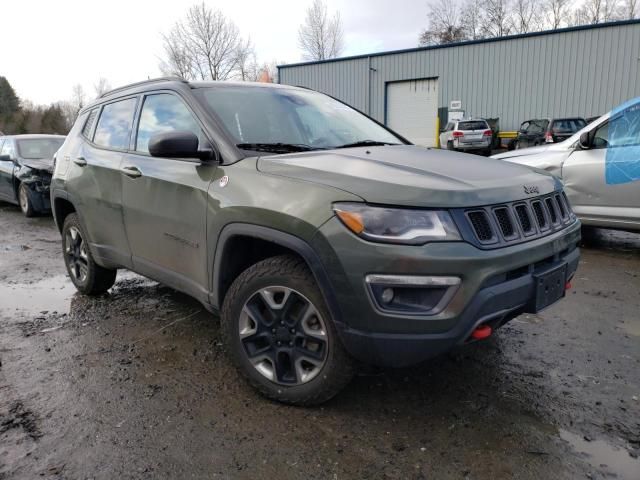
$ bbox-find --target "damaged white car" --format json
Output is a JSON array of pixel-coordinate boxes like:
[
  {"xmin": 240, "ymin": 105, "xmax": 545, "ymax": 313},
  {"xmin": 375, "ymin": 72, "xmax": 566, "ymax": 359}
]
[{"xmin": 493, "ymin": 98, "xmax": 640, "ymax": 232}]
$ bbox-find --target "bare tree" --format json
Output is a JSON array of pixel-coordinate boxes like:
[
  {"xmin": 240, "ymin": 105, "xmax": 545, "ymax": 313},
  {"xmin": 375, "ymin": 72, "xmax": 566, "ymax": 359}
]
[
  {"xmin": 71, "ymin": 84, "xmax": 85, "ymax": 114},
  {"xmin": 461, "ymin": 1, "xmax": 484, "ymax": 40},
  {"xmin": 622, "ymin": 0, "xmax": 637, "ymax": 17},
  {"xmin": 571, "ymin": 0, "xmax": 622, "ymax": 24},
  {"xmin": 481, "ymin": 0, "xmax": 513, "ymax": 37},
  {"xmin": 59, "ymin": 84, "xmax": 86, "ymax": 130},
  {"xmin": 419, "ymin": 0, "xmax": 466, "ymax": 45},
  {"xmin": 545, "ymin": 0, "xmax": 571, "ymax": 28},
  {"xmin": 513, "ymin": 0, "xmax": 542, "ymax": 33},
  {"xmin": 159, "ymin": 3, "xmax": 243, "ymax": 81},
  {"xmin": 93, "ymin": 77, "xmax": 112, "ymax": 98},
  {"xmin": 298, "ymin": 0, "xmax": 344, "ymax": 60},
  {"xmin": 160, "ymin": 28, "xmax": 199, "ymax": 80},
  {"xmin": 235, "ymin": 38, "xmax": 260, "ymax": 81}
]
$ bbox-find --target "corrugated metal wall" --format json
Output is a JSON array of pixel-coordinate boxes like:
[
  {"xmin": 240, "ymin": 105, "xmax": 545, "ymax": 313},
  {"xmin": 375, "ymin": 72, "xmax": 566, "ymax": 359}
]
[{"xmin": 279, "ymin": 21, "xmax": 640, "ymax": 131}]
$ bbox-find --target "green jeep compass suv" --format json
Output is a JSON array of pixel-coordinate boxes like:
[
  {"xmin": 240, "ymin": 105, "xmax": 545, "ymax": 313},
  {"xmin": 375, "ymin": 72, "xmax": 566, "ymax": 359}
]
[{"xmin": 51, "ymin": 78, "xmax": 581, "ymax": 405}]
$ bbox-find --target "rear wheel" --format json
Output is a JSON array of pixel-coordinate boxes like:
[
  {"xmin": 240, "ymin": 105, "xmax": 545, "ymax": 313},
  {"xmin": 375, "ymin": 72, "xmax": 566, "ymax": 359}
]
[
  {"xmin": 221, "ymin": 254, "xmax": 355, "ymax": 405},
  {"xmin": 62, "ymin": 213, "xmax": 116, "ymax": 295},
  {"xmin": 447, "ymin": 140, "xmax": 455, "ymax": 151},
  {"xmin": 18, "ymin": 183, "xmax": 36, "ymax": 217}
]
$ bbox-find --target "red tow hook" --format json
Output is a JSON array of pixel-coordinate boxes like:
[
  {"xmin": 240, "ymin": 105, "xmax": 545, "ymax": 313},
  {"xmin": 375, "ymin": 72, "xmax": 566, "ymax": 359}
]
[{"xmin": 471, "ymin": 324, "xmax": 492, "ymax": 340}]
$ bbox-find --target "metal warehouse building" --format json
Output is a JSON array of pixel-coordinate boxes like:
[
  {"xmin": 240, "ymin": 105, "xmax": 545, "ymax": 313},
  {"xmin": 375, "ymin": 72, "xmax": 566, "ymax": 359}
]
[{"xmin": 278, "ymin": 19, "xmax": 640, "ymax": 147}]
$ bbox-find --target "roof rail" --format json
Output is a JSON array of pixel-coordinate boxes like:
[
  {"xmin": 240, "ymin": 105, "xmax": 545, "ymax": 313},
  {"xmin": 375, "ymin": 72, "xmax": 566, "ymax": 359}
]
[{"xmin": 99, "ymin": 76, "xmax": 189, "ymax": 98}]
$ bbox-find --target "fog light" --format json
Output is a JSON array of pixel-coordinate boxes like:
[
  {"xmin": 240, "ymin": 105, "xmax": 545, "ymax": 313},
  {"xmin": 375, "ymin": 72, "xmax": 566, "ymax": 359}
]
[
  {"xmin": 381, "ymin": 288, "xmax": 394, "ymax": 304},
  {"xmin": 365, "ymin": 275, "xmax": 461, "ymax": 315}
]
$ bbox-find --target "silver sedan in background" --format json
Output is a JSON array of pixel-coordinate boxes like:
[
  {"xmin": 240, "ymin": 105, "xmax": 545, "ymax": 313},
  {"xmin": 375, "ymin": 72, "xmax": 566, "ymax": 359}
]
[{"xmin": 493, "ymin": 98, "xmax": 640, "ymax": 232}]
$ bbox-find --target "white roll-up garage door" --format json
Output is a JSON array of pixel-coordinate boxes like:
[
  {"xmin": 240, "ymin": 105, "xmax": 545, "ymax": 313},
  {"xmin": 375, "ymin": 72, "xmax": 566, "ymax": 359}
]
[{"xmin": 386, "ymin": 78, "xmax": 439, "ymax": 147}]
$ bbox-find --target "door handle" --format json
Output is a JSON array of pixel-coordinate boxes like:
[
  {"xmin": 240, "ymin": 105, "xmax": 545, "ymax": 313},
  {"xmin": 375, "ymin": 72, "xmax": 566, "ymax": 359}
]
[
  {"xmin": 73, "ymin": 156, "xmax": 87, "ymax": 166},
  {"xmin": 121, "ymin": 165, "xmax": 142, "ymax": 178}
]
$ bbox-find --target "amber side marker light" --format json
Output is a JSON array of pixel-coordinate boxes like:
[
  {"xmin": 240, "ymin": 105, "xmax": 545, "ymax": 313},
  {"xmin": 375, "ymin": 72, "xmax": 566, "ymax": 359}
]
[{"xmin": 335, "ymin": 210, "xmax": 365, "ymax": 234}]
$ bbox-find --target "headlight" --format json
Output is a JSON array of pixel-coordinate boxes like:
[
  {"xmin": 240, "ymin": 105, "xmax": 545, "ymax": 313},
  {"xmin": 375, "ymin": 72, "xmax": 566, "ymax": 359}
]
[{"xmin": 332, "ymin": 203, "xmax": 461, "ymax": 245}]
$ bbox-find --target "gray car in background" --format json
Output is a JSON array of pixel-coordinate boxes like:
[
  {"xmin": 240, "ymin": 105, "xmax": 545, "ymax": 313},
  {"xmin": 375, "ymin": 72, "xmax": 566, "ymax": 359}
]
[
  {"xmin": 439, "ymin": 119, "xmax": 492, "ymax": 155},
  {"xmin": 493, "ymin": 98, "xmax": 640, "ymax": 232}
]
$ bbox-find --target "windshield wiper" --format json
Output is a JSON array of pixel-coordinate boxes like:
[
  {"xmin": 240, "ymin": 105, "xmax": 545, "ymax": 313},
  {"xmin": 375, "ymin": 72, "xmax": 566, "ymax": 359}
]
[
  {"xmin": 236, "ymin": 142, "xmax": 321, "ymax": 153},
  {"xmin": 332, "ymin": 140, "xmax": 401, "ymax": 149}
]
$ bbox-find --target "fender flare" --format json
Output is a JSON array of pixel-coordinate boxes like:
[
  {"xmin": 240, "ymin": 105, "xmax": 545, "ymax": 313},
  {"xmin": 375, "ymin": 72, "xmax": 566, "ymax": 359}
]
[{"xmin": 211, "ymin": 223, "xmax": 344, "ymax": 326}]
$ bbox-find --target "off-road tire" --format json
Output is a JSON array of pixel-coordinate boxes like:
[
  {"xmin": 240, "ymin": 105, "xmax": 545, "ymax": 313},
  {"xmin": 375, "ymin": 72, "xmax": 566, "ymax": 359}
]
[
  {"xmin": 62, "ymin": 213, "xmax": 116, "ymax": 295},
  {"xmin": 18, "ymin": 183, "xmax": 36, "ymax": 217},
  {"xmin": 221, "ymin": 254, "xmax": 355, "ymax": 406}
]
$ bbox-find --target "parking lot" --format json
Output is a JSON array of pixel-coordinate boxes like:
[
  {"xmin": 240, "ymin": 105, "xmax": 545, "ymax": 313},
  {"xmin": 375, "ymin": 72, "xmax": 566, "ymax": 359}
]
[{"xmin": 0, "ymin": 203, "xmax": 638, "ymax": 479}]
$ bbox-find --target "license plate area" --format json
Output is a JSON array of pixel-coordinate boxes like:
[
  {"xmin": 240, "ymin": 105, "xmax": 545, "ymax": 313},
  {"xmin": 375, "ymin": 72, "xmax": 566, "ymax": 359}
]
[{"xmin": 533, "ymin": 264, "xmax": 567, "ymax": 312}]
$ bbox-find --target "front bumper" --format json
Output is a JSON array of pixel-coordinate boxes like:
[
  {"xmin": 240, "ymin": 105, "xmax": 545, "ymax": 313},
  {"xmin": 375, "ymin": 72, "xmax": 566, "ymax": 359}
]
[
  {"xmin": 24, "ymin": 182, "xmax": 51, "ymax": 212},
  {"xmin": 312, "ymin": 217, "xmax": 581, "ymax": 367}
]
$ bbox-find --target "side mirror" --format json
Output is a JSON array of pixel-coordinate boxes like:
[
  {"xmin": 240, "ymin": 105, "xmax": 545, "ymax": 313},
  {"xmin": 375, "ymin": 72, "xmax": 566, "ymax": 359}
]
[
  {"xmin": 148, "ymin": 131, "xmax": 214, "ymax": 161},
  {"xmin": 0, "ymin": 154, "xmax": 11, "ymax": 162},
  {"xmin": 578, "ymin": 131, "xmax": 592, "ymax": 150}
]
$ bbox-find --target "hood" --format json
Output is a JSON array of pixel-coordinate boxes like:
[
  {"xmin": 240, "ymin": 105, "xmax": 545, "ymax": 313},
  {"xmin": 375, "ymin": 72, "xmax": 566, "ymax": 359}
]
[
  {"xmin": 492, "ymin": 146, "xmax": 573, "ymax": 178},
  {"xmin": 21, "ymin": 158, "xmax": 54, "ymax": 173},
  {"xmin": 492, "ymin": 144, "xmax": 554, "ymax": 160},
  {"xmin": 258, "ymin": 145, "xmax": 561, "ymax": 208}
]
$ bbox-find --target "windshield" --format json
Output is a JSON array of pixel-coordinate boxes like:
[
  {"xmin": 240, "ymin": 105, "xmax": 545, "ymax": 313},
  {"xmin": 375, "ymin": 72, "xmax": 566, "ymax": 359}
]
[
  {"xmin": 197, "ymin": 86, "xmax": 403, "ymax": 152},
  {"xmin": 16, "ymin": 138, "xmax": 64, "ymax": 159}
]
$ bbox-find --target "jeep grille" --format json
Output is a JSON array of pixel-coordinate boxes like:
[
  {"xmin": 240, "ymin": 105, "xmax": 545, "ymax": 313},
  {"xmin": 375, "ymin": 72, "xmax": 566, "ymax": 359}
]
[{"xmin": 460, "ymin": 192, "xmax": 575, "ymax": 248}]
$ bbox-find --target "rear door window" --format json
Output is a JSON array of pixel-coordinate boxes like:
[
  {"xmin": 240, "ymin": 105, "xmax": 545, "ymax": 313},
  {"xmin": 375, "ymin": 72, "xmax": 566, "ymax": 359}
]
[
  {"xmin": 93, "ymin": 98, "xmax": 137, "ymax": 150},
  {"xmin": 458, "ymin": 121, "xmax": 488, "ymax": 131}
]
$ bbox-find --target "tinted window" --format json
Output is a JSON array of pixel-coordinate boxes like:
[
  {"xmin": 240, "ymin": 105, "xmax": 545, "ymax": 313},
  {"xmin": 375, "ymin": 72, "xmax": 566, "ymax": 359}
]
[
  {"xmin": 16, "ymin": 138, "xmax": 64, "ymax": 159},
  {"xmin": 458, "ymin": 121, "xmax": 488, "ymax": 130},
  {"xmin": 93, "ymin": 98, "xmax": 137, "ymax": 150},
  {"xmin": 551, "ymin": 119, "xmax": 586, "ymax": 133},
  {"xmin": 82, "ymin": 109, "xmax": 99, "ymax": 139},
  {"xmin": 198, "ymin": 87, "xmax": 401, "ymax": 150},
  {"xmin": 135, "ymin": 94, "xmax": 201, "ymax": 153}
]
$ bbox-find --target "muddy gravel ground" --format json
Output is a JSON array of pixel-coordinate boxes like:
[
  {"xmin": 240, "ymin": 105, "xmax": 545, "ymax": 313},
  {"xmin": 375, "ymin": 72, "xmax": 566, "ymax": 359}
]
[{"xmin": 0, "ymin": 203, "xmax": 638, "ymax": 480}]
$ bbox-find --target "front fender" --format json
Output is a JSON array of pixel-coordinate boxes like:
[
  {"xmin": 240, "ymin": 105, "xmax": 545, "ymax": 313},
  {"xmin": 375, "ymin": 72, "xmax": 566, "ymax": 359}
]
[{"xmin": 210, "ymin": 223, "xmax": 344, "ymax": 328}]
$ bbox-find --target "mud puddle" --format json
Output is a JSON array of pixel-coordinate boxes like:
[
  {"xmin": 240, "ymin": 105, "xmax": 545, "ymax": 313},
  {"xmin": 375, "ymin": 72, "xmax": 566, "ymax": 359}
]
[
  {"xmin": 0, "ymin": 275, "xmax": 76, "ymax": 315},
  {"xmin": 560, "ymin": 429, "xmax": 640, "ymax": 479},
  {"xmin": 0, "ymin": 271, "xmax": 150, "ymax": 317}
]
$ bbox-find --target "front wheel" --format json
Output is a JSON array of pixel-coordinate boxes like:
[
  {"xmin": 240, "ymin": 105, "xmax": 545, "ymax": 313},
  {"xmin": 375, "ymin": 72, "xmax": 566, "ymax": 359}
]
[
  {"xmin": 62, "ymin": 213, "xmax": 116, "ymax": 295},
  {"xmin": 221, "ymin": 255, "xmax": 355, "ymax": 405},
  {"xmin": 18, "ymin": 183, "xmax": 36, "ymax": 217}
]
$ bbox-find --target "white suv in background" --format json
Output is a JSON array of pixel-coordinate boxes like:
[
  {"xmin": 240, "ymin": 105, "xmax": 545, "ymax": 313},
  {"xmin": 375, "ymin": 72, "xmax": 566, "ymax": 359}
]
[{"xmin": 439, "ymin": 119, "xmax": 492, "ymax": 156}]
